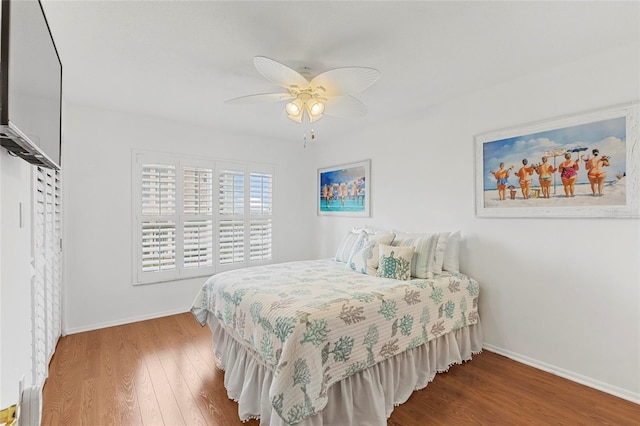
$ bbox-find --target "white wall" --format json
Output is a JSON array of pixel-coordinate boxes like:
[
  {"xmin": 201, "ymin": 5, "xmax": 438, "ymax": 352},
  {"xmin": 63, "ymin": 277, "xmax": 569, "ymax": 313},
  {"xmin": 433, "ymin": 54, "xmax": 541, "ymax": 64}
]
[
  {"xmin": 311, "ymin": 43, "xmax": 640, "ymax": 402},
  {"xmin": 61, "ymin": 104, "xmax": 315, "ymax": 334},
  {"xmin": 0, "ymin": 151, "xmax": 33, "ymax": 408}
]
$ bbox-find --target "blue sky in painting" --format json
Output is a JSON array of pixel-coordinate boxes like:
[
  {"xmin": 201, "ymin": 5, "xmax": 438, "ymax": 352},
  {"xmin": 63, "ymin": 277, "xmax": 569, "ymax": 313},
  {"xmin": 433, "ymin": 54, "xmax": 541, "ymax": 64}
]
[
  {"xmin": 320, "ymin": 166, "xmax": 366, "ymax": 187},
  {"xmin": 482, "ymin": 117, "xmax": 626, "ymax": 189}
]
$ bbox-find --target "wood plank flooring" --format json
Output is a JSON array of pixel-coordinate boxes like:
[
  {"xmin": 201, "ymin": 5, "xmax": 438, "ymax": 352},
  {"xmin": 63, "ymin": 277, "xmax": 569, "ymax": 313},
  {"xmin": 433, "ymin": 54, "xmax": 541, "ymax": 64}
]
[{"xmin": 42, "ymin": 313, "xmax": 640, "ymax": 425}]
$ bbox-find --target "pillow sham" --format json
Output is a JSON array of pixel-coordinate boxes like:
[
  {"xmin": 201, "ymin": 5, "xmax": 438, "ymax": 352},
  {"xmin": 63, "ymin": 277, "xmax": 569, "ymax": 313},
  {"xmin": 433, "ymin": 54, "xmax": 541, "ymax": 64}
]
[
  {"xmin": 443, "ymin": 230, "xmax": 461, "ymax": 272},
  {"xmin": 376, "ymin": 244, "xmax": 414, "ymax": 280},
  {"xmin": 356, "ymin": 225, "xmax": 390, "ymax": 235},
  {"xmin": 347, "ymin": 232, "xmax": 395, "ymax": 275},
  {"xmin": 335, "ymin": 230, "xmax": 365, "ymax": 263},
  {"xmin": 391, "ymin": 232, "xmax": 439, "ymax": 279},
  {"xmin": 433, "ymin": 232, "xmax": 450, "ymax": 274}
]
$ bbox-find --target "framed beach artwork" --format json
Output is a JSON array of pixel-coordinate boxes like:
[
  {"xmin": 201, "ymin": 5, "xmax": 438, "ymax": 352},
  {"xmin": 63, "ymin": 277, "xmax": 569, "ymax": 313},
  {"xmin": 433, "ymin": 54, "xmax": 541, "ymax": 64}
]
[
  {"xmin": 475, "ymin": 103, "xmax": 639, "ymax": 218},
  {"xmin": 318, "ymin": 159, "xmax": 370, "ymax": 216}
]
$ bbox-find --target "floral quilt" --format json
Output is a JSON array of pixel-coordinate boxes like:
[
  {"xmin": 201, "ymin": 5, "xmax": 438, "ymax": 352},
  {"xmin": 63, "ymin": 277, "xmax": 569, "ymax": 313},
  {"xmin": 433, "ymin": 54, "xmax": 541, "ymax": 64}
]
[{"xmin": 191, "ymin": 259, "xmax": 480, "ymax": 425}]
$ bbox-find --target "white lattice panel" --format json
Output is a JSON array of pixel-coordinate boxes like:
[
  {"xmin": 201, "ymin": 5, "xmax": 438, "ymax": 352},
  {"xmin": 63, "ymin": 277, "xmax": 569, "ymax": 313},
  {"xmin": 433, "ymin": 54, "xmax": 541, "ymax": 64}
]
[{"xmin": 32, "ymin": 167, "xmax": 62, "ymax": 387}]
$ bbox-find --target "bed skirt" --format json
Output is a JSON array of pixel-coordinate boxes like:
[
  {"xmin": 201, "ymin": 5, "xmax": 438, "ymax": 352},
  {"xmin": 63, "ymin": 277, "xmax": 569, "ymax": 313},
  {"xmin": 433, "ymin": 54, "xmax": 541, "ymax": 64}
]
[{"xmin": 207, "ymin": 315, "xmax": 483, "ymax": 426}]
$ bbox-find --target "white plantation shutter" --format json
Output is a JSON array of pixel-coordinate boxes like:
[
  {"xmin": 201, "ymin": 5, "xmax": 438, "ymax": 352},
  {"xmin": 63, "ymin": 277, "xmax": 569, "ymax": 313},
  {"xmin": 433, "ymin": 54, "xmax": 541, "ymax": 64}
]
[
  {"xmin": 219, "ymin": 219, "xmax": 245, "ymax": 264},
  {"xmin": 142, "ymin": 164, "xmax": 176, "ymax": 215},
  {"xmin": 184, "ymin": 167, "xmax": 213, "ymax": 215},
  {"xmin": 53, "ymin": 173, "xmax": 61, "ymax": 341},
  {"xmin": 141, "ymin": 221, "xmax": 176, "ymax": 272},
  {"xmin": 32, "ymin": 167, "xmax": 62, "ymax": 387},
  {"xmin": 218, "ymin": 169, "xmax": 245, "ymax": 265},
  {"xmin": 217, "ymin": 167, "xmax": 273, "ymax": 268},
  {"xmin": 183, "ymin": 166, "xmax": 213, "ymax": 268},
  {"xmin": 249, "ymin": 172, "xmax": 273, "ymax": 262},
  {"xmin": 184, "ymin": 220, "xmax": 213, "ymax": 267},
  {"xmin": 134, "ymin": 152, "xmax": 274, "ymax": 283},
  {"xmin": 32, "ymin": 171, "xmax": 46, "ymax": 385},
  {"xmin": 140, "ymin": 164, "xmax": 177, "ymax": 276},
  {"xmin": 250, "ymin": 219, "xmax": 272, "ymax": 261},
  {"xmin": 219, "ymin": 169, "xmax": 245, "ymax": 215},
  {"xmin": 250, "ymin": 172, "xmax": 272, "ymax": 214}
]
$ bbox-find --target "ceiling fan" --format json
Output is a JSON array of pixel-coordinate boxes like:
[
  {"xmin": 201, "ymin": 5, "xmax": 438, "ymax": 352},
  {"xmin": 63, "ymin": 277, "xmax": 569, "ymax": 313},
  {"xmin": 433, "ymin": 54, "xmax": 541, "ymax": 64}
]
[{"xmin": 225, "ymin": 56, "xmax": 381, "ymax": 123}]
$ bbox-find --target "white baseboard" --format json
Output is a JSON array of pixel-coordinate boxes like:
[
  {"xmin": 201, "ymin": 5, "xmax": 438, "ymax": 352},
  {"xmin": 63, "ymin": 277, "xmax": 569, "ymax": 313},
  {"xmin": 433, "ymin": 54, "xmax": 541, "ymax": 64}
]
[
  {"xmin": 62, "ymin": 307, "xmax": 190, "ymax": 335},
  {"xmin": 483, "ymin": 343, "xmax": 640, "ymax": 405}
]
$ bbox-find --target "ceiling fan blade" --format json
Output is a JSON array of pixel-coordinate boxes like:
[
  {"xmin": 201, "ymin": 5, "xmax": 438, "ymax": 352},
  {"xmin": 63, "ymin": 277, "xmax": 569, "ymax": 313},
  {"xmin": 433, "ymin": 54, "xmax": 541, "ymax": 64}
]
[
  {"xmin": 310, "ymin": 67, "xmax": 380, "ymax": 97},
  {"xmin": 324, "ymin": 96, "xmax": 369, "ymax": 118},
  {"xmin": 225, "ymin": 92, "xmax": 295, "ymax": 105},
  {"xmin": 254, "ymin": 56, "xmax": 309, "ymax": 90}
]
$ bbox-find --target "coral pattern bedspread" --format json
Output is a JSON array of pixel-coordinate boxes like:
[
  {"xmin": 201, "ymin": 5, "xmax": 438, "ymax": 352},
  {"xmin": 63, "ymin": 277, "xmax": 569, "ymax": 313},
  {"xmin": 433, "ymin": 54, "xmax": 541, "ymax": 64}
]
[{"xmin": 191, "ymin": 259, "xmax": 480, "ymax": 425}]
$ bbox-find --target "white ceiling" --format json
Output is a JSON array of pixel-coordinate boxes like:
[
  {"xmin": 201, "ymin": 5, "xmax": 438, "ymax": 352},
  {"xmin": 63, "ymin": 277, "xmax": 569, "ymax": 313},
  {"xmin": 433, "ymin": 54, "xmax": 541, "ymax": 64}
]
[{"xmin": 40, "ymin": 0, "xmax": 639, "ymax": 144}]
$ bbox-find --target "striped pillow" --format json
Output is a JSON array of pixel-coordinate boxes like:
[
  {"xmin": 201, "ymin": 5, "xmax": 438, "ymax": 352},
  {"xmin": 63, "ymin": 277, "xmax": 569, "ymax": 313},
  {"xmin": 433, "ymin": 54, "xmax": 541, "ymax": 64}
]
[
  {"xmin": 335, "ymin": 230, "xmax": 365, "ymax": 263},
  {"xmin": 391, "ymin": 232, "xmax": 439, "ymax": 278},
  {"xmin": 432, "ymin": 232, "xmax": 450, "ymax": 274}
]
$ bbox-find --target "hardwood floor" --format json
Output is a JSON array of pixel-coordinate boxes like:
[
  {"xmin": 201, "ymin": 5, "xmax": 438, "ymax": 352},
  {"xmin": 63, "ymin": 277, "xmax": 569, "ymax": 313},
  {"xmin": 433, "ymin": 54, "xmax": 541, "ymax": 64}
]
[{"xmin": 42, "ymin": 313, "xmax": 640, "ymax": 425}]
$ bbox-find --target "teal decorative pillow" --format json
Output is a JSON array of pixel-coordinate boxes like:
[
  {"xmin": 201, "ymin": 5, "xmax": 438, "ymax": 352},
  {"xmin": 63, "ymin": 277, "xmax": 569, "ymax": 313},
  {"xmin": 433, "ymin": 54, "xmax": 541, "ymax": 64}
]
[
  {"xmin": 376, "ymin": 244, "xmax": 414, "ymax": 280},
  {"xmin": 347, "ymin": 232, "xmax": 395, "ymax": 275}
]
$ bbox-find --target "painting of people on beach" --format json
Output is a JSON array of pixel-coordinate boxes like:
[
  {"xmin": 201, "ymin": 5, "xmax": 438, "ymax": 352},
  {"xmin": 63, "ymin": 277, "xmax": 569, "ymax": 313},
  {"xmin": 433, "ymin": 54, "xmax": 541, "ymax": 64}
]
[
  {"xmin": 475, "ymin": 104, "xmax": 640, "ymax": 218},
  {"xmin": 318, "ymin": 160, "xmax": 370, "ymax": 216}
]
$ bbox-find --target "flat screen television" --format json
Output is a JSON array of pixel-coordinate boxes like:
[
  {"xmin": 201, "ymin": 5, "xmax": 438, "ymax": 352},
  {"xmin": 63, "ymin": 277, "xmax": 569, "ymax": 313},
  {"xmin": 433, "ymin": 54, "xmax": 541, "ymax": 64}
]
[{"xmin": 0, "ymin": 0, "xmax": 62, "ymax": 170}]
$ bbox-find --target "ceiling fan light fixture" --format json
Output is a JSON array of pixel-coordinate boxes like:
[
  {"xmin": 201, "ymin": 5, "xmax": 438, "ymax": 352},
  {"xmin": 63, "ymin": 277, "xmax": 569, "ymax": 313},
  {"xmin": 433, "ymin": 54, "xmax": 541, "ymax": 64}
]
[
  {"xmin": 307, "ymin": 102, "xmax": 324, "ymax": 123},
  {"xmin": 286, "ymin": 98, "xmax": 304, "ymax": 122},
  {"xmin": 288, "ymin": 113, "xmax": 303, "ymax": 123},
  {"xmin": 285, "ymin": 100, "xmax": 301, "ymax": 115},
  {"xmin": 286, "ymin": 94, "xmax": 326, "ymax": 123},
  {"xmin": 308, "ymin": 99, "xmax": 325, "ymax": 117}
]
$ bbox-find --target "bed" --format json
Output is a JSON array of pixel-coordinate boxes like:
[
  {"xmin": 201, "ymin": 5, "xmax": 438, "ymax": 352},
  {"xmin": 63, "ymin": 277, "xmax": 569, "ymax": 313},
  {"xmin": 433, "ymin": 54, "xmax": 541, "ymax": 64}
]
[{"xmin": 191, "ymin": 230, "xmax": 482, "ymax": 426}]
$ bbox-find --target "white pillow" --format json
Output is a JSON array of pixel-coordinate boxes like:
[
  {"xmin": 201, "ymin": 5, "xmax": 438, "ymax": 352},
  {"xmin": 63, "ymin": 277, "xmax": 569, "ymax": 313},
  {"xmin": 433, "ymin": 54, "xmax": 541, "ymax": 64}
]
[
  {"xmin": 352, "ymin": 225, "xmax": 390, "ymax": 235},
  {"xmin": 335, "ymin": 230, "xmax": 364, "ymax": 263},
  {"xmin": 433, "ymin": 232, "xmax": 450, "ymax": 274},
  {"xmin": 391, "ymin": 232, "xmax": 439, "ymax": 279},
  {"xmin": 376, "ymin": 244, "xmax": 414, "ymax": 280},
  {"xmin": 442, "ymin": 230, "xmax": 461, "ymax": 272},
  {"xmin": 347, "ymin": 232, "xmax": 395, "ymax": 275}
]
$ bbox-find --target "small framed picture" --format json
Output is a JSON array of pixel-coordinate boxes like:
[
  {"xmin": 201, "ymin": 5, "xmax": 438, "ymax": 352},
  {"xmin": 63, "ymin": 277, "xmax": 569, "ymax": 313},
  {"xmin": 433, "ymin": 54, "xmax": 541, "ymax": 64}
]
[{"xmin": 318, "ymin": 159, "xmax": 370, "ymax": 217}]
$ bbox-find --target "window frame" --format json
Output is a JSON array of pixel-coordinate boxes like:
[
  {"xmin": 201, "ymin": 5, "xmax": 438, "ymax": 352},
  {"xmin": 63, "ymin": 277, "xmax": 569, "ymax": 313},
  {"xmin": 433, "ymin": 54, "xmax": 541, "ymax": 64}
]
[{"xmin": 132, "ymin": 151, "xmax": 274, "ymax": 285}]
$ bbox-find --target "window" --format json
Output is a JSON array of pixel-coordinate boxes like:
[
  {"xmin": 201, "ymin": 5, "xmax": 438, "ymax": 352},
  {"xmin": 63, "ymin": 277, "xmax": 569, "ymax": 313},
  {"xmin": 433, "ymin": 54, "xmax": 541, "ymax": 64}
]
[
  {"xmin": 249, "ymin": 172, "xmax": 273, "ymax": 261},
  {"xmin": 141, "ymin": 164, "xmax": 177, "ymax": 274},
  {"xmin": 133, "ymin": 152, "xmax": 274, "ymax": 284},
  {"xmin": 183, "ymin": 167, "xmax": 214, "ymax": 269},
  {"xmin": 218, "ymin": 168, "xmax": 274, "ymax": 265},
  {"xmin": 218, "ymin": 168, "xmax": 245, "ymax": 265}
]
